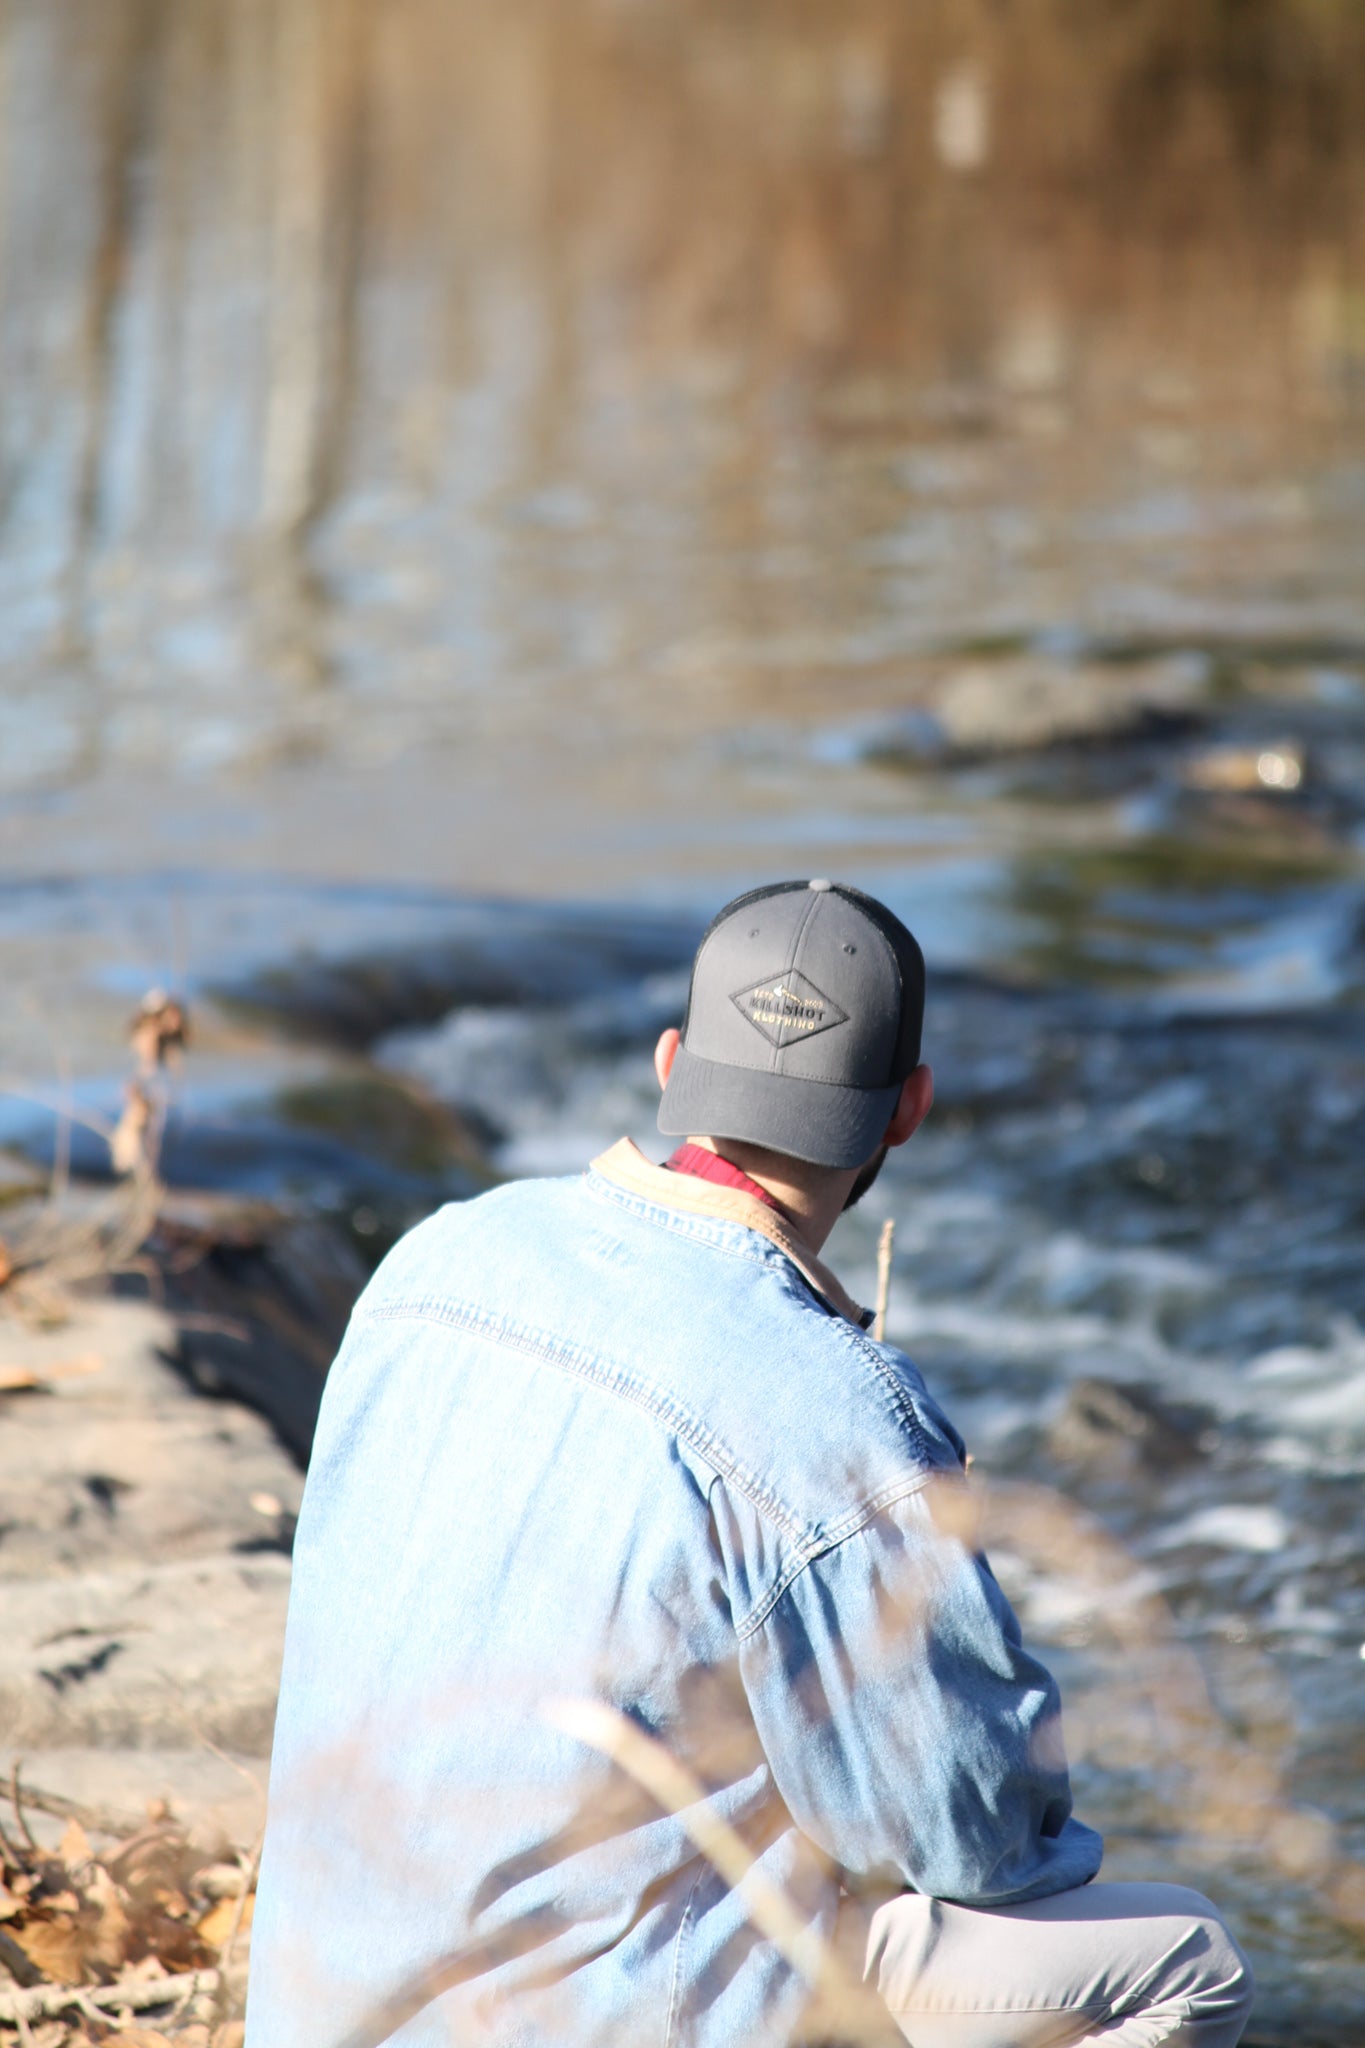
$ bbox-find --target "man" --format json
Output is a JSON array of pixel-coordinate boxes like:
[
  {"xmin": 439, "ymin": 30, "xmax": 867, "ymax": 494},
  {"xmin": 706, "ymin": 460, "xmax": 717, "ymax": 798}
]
[{"xmin": 247, "ymin": 879, "xmax": 1253, "ymax": 2048}]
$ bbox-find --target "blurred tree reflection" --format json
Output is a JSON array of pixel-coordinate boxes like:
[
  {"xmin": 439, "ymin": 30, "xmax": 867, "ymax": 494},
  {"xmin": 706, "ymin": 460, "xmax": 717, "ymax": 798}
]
[{"xmin": 0, "ymin": 0, "xmax": 1360, "ymax": 657}]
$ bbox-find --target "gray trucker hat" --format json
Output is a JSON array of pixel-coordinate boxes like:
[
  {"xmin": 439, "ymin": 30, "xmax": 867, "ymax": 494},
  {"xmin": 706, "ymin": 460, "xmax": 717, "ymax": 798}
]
[{"xmin": 658, "ymin": 879, "xmax": 926, "ymax": 1169}]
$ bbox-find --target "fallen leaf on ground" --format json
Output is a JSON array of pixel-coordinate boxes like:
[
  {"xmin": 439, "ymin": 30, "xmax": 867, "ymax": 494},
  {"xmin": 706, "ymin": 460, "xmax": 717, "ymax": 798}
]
[
  {"xmin": 196, "ymin": 1890, "xmax": 254, "ymax": 1948},
  {"xmin": 85, "ymin": 1860, "xmax": 132, "ymax": 1972},
  {"xmin": 0, "ymin": 1353, "xmax": 103, "ymax": 1392},
  {"xmin": 57, "ymin": 1819, "xmax": 92, "ymax": 1871},
  {"xmin": 123, "ymin": 1952, "xmax": 169, "ymax": 1980},
  {"xmin": 13, "ymin": 1912, "xmax": 90, "ymax": 1983},
  {"xmin": 0, "ymin": 1921, "xmax": 44, "ymax": 1984}
]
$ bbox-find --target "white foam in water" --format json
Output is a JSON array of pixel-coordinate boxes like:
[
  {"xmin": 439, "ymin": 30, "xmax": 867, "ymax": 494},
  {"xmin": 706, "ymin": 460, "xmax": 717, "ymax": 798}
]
[
  {"xmin": 1005, "ymin": 1233, "xmax": 1215, "ymax": 1320},
  {"xmin": 1243, "ymin": 1320, "xmax": 1365, "ymax": 1445},
  {"xmin": 890, "ymin": 1291, "xmax": 1162, "ymax": 1372},
  {"xmin": 1150, "ymin": 1505, "xmax": 1290, "ymax": 1553},
  {"xmin": 381, "ymin": 1007, "xmax": 563, "ymax": 1115}
]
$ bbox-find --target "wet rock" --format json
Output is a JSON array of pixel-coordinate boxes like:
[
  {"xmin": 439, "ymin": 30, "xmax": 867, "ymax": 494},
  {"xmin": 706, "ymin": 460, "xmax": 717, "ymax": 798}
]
[
  {"xmin": 862, "ymin": 653, "xmax": 1209, "ymax": 765},
  {"xmin": 215, "ymin": 902, "xmax": 699, "ymax": 1049},
  {"xmin": 1182, "ymin": 739, "xmax": 1308, "ymax": 795},
  {"xmin": 1048, "ymin": 1376, "xmax": 1215, "ymax": 1476},
  {"xmin": 270, "ymin": 1072, "xmax": 492, "ymax": 1185},
  {"xmin": 149, "ymin": 1199, "xmax": 373, "ymax": 1463}
]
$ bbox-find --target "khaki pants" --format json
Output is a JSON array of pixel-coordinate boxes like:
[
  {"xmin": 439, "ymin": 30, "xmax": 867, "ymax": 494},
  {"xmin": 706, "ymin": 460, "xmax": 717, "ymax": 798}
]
[{"xmin": 837, "ymin": 1882, "xmax": 1254, "ymax": 2048}]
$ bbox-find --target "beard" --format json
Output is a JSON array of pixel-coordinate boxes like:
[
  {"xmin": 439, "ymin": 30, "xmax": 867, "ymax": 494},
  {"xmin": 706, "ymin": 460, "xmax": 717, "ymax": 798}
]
[{"xmin": 843, "ymin": 1145, "xmax": 889, "ymax": 1212}]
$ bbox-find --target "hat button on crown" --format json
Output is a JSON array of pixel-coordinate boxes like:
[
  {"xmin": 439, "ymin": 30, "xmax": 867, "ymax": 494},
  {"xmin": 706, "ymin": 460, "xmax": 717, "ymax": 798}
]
[{"xmin": 808, "ymin": 877, "xmax": 832, "ymax": 891}]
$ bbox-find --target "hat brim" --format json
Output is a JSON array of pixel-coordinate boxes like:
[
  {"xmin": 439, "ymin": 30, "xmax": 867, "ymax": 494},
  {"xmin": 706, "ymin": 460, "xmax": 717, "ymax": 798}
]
[{"xmin": 657, "ymin": 1043, "xmax": 900, "ymax": 1170}]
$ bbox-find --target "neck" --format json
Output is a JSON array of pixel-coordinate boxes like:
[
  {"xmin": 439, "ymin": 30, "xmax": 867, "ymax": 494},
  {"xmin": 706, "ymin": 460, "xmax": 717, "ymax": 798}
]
[{"xmin": 686, "ymin": 1135, "xmax": 854, "ymax": 1253}]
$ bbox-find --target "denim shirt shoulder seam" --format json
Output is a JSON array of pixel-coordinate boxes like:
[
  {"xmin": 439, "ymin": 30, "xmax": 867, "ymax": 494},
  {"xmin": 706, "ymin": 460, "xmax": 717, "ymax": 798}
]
[
  {"xmin": 358, "ymin": 1295, "xmax": 812, "ymax": 1546},
  {"xmin": 733, "ymin": 1467, "xmax": 938, "ymax": 1642},
  {"xmin": 825, "ymin": 1315, "xmax": 937, "ymax": 1449}
]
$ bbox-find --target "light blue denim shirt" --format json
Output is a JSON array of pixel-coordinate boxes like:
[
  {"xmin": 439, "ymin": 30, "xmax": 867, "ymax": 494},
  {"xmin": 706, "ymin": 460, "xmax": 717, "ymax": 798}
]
[{"xmin": 247, "ymin": 1141, "xmax": 1102, "ymax": 2048}]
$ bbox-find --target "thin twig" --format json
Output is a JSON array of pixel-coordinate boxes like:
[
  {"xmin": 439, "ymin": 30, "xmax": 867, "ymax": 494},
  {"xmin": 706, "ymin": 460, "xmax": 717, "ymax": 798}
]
[
  {"xmin": 872, "ymin": 1217, "xmax": 895, "ymax": 1343},
  {"xmin": 4, "ymin": 1780, "xmax": 144, "ymax": 1840},
  {"xmin": 0, "ymin": 1081, "xmax": 114, "ymax": 1145},
  {"xmin": 49, "ymin": 1055, "xmax": 72, "ymax": 1208},
  {"xmin": 9, "ymin": 1763, "xmax": 36, "ymax": 1852},
  {"xmin": 0, "ymin": 1968, "xmax": 219, "ymax": 2025},
  {"xmin": 212, "ymin": 1827, "xmax": 263, "ymax": 2019},
  {"xmin": 193, "ymin": 1725, "xmax": 265, "ymax": 1801}
]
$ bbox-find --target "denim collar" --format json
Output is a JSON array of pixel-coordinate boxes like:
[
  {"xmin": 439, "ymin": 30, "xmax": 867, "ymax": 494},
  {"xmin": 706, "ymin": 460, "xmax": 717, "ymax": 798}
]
[{"xmin": 590, "ymin": 1138, "xmax": 872, "ymax": 1330}]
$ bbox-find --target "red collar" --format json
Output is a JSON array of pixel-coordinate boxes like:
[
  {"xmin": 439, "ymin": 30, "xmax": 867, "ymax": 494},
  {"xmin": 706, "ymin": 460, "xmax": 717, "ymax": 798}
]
[{"xmin": 665, "ymin": 1143, "xmax": 782, "ymax": 1214}]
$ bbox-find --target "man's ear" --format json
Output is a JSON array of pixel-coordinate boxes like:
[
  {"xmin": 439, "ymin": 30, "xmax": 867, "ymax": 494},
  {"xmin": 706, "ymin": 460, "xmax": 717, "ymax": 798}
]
[
  {"xmin": 883, "ymin": 1064, "xmax": 933, "ymax": 1149},
  {"xmin": 654, "ymin": 1027, "xmax": 682, "ymax": 1092}
]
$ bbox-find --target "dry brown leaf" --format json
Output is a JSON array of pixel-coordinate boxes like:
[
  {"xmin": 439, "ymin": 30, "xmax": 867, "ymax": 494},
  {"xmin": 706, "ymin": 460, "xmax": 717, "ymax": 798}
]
[
  {"xmin": 196, "ymin": 1890, "xmax": 254, "ymax": 1950},
  {"xmin": 130, "ymin": 990, "xmax": 190, "ymax": 1075},
  {"xmin": 129, "ymin": 1910, "xmax": 211, "ymax": 1972},
  {"xmin": 38, "ymin": 1889, "xmax": 80, "ymax": 1913},
  {"xmin": 212, "ymin": 2026, "xmax": 246, "ymax": 2048},
  {"xmin": 113, "ymin": 2033, "xmax": 175, "ymax": 2048},
  {"xmin": 85, "ymin": 1861, "xmax": 132, "ymax": 1973},
  {"xmin": 122, "ymin": 1952, "xmax": 169, "ymax": 1981},
  {"xmin": 0, "ymin": 1922, "xmax": 44, "ymax": 1985},
  {"xmin": 0, "ymin": 1353, "xmax": 103, "ymax": 1394},
  {"xmin": 110, "ymin": 1083, "xmax": 155, "ymax": 1177},
  {"xmin": 14, "ymin": 1912, "xmax": 90, "ymax": 1983},
  {"xmin": 58, "ymin": 1818, "xmax": 93, "ymax": 1872}
]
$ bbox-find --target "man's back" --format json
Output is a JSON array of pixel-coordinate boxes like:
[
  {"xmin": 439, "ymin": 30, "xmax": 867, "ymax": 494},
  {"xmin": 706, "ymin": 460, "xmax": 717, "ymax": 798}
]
[{"xmin": 247, "ymin": 1149, "xmax": 1098, "ymax": 2048}]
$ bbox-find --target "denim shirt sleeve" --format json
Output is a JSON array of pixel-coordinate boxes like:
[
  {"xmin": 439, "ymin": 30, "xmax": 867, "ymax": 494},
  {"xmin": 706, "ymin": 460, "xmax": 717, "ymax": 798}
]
[{"xmin": 734, "ymin": 1478, "xmax": 1105, "ymax": 1906}]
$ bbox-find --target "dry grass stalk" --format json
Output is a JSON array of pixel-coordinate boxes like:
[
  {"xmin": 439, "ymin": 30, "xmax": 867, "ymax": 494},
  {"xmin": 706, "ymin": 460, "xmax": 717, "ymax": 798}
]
[
  {"xmin": 871, "ymin": 1218, "xmax": 894, "ymax": 1344},
  {"xmin": 0, "ymin": 988, "xmax": 191, "ymax": 1328},
  {"xmin": 546, "ymin": 1700, "xmax": 899, "ymax": 2048}
]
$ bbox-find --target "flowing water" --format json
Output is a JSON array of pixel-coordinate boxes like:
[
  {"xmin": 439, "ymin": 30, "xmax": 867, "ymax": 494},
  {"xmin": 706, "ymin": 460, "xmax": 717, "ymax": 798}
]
[{"xmin": 1, "ymin": 2, "xmax": 1364, "ymax": 2036}]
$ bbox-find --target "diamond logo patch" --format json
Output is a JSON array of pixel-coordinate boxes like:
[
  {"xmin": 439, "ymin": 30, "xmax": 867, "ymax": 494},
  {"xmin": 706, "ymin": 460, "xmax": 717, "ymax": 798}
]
[{"xmin": 732, "ymin": 969, "xmax": 848, "ymax": 1049}]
